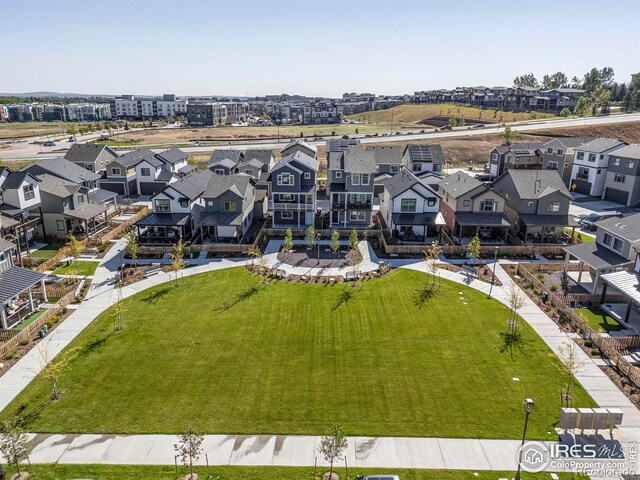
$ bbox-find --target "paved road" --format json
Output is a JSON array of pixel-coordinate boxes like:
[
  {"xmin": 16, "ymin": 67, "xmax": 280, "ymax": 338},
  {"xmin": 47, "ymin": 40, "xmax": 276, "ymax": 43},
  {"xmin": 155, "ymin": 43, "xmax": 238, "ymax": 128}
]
[{"xmin": 2, "ymin": 114, "xmax": 639, "ymax": 161}]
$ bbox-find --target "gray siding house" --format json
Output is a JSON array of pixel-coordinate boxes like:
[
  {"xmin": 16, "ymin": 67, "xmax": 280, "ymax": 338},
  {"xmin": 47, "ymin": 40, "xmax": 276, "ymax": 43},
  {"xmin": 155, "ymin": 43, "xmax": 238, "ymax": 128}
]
[
  {"xmin": 488, "ymin": 143, "xmax": 544, "ymax": 177},
  {"xmin": 64, "ymin": 143, "xmax": 118, "ymax": 173},
  {"xmin": 540, "ymin": 137, "xmax": 594, "ymax": 186},
  {"xmin": 602, "ymin": 144, "xmax": 640, "ymax": 206}
]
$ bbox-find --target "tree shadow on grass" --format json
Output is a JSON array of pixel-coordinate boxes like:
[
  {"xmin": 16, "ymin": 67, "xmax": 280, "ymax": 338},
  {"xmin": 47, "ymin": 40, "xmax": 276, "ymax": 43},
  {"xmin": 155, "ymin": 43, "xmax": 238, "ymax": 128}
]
[
  {"xmin": 215, "ymin": 285, "xmax": 263, "ymax": 312},
  {"xmin": 332, "ymin": 287, "xmax": 352, "ymax": 311},
  {"xmin": 499, "ymin": 331, "xmax": 533, "ymax": 360},
  {"xmin": 141, "ymin": 287, "xmax": 172, "ymax": 304},
  {"xmin": 414, "ymin": 283, "xmax": 439, "ymax": 309}
]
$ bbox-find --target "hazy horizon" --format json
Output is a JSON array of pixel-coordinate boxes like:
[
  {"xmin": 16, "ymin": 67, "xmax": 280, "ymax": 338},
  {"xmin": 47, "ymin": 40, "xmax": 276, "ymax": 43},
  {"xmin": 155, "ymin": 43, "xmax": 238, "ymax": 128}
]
[{"xmin": 1, "ymin": 0, "xmax": 638, "ymax": 97}]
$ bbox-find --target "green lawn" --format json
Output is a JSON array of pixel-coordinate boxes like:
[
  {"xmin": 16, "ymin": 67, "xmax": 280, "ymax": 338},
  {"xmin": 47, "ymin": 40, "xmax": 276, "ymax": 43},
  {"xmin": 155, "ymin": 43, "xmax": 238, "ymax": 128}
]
[
  {"xmin": 576, "ymin": 307, "xmax": 623, "ymax": 333},
  {"xmin": 3, "ymin": 464, "xmax": 588, "ymax": 480},
  {"xmin": 51, "ymin": 260, "xmax": 99, "ymax": 275},
  {"xmin": 1, "ymin": 268, "xmax": 595, "ymax": 439},
  {"xmin": 29, "ymin": 244, "xmax": 62, "ymax": 259},
  {"xmin": 564, "ymin": 228, "xmax": 595, "ymax": 243}
]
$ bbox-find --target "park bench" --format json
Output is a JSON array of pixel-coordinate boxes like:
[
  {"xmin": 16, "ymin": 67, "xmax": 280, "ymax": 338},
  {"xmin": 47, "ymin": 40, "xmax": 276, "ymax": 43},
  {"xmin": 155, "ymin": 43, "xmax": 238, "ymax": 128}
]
[{"xmin": 143, "ymin": 263, "xmax": 162, "ymax": 278}]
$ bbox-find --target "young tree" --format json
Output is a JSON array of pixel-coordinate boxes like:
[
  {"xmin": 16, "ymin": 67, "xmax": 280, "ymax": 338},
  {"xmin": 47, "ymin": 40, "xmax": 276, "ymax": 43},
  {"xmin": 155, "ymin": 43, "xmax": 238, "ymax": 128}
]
[
  {"xmin": 283, "ymin": 227, "xmax": 294, "ymax": 253},
  {"xmin": 306, "ymin": 225, "xmax": 316, "ymax": 249},
  {"xmin": 66, "ymin": 233, "xmax": 83, "ymax": 265},
  {"xmin": 559, "ymin": 107, "xmax": 571, "ymax": 117},
  {"xmin": 448, "ymin": 116, "xmax": 457, "ymax": 127},
  {"xmin": 35, "ymin": 341, "xmax": 67, "ymax": 400},
  {"xmin": 507, "ymin": 284, "xmax": 526, "ymax": 334},
  {"xmin": 423, "ymin": 242, "xmax": 442, "ymax": 287},
  {"xmin": 458, "ymin": 116, "xmax": 465, "ymax": 127},
  {"xmin": 112, "ymin": 286, "xmax": 125, "ymax": 331},
  {"xmin": 330, "ymin": 230, "xmax": 340, "ymax": 258},
  {"xmin": 560, "ymin": 269, "xmax": 570, "ymax": 296},
  {"xmin": 575, "ymin": 96, "xmax": 588, "ymax": 117},
  {"xmin": 500, "ymin": 125, "xmax": 516, "ymax": 145},
  {"xmin": 318, "ymin": 423, "xmax": 348, "ymax": 480},
  {"xmin": 0, "ymin": 417, "xmax": 30, "ymax": 477},
  {"xmin": 125, "ymin": 230, "xmax": 139, "ymax": 267},
  {"xmin": 468, "ymin": 234, "xmax": 481, "ymax": 270},
  {"xmin": 174, "ymin": 426, "xmax": 204, "ymax": 480},
  {"xmin": 558, "ymin": 341, "xmax": 586, "ymax": 408},
  {"xmin": 348, "ymin": 229, "xmax": 359, "ymax": 250},
  {"xmin": 169, "ymin": 236, "xmax": 187, "ymax": 287}
]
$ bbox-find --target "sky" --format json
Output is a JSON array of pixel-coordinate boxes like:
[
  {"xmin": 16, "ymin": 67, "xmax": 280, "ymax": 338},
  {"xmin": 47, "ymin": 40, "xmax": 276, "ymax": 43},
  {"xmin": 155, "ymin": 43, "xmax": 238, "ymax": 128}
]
[{"xmin": 1, "ymin": 0, "xmax": 638, "ymax": 97}]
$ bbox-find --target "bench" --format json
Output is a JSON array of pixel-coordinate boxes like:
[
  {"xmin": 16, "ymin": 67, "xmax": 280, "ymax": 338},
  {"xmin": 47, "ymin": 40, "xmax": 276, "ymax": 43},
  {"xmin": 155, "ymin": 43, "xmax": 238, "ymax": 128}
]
[{"xmin": 143, "ymin": 263, "xmax": 162, "ymax": 277}]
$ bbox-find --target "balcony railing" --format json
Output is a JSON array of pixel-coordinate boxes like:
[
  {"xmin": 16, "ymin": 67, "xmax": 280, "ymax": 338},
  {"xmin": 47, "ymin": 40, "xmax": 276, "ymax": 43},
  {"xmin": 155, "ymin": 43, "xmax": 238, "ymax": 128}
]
[
  {"xmin": 270, "ymin": 202, "xmax": 314, "ymax": 211},
  {"xmin": 331, "ymin": 202, "xmax": 372, "ymax": 210}
]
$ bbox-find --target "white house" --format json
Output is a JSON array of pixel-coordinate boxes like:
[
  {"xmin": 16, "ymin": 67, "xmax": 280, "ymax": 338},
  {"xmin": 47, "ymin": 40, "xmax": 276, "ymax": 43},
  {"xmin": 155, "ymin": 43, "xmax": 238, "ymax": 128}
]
[
  {"xmin": 569, "ymin": 138, "xmax": 625, "ymax": 197},
  {"xmin": 135, "ymin": 148, "xmax": 189, "ymax": 196}
]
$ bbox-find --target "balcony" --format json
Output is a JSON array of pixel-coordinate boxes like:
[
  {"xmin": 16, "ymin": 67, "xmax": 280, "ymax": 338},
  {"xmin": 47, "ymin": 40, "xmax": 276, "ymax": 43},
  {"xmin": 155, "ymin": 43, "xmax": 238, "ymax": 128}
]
[{"xmin": 270, "ymin": 202, "xmax": 314, "ymax": 211}]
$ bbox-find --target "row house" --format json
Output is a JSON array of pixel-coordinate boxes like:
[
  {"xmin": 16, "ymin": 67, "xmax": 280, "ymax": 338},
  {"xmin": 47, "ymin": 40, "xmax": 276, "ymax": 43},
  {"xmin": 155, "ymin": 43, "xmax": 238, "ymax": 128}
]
[
  {"xmin": 368, "ymin": 145, "xmax": 405, "ymax": 197},
  {"xmin": 208, "ymin": 149, "xmax": 275, "ymax": 190},
  {"xmin": 529, "ymin": 88, "xmax": 586, "ymax": 113},
  {"xmin": 438, "ymin": 172, "xmax": 510, "ymax": 245},
  {"xmin": 302, "ymin": 101, "xmax": 343, "ymax": 125},
  {"xmin": 493, "ymin": 169, "xmax": 578, "ymax": 244},
  {"xmin": 268, "ymin": 152, "xmax": 319, "ymax": 228},
  {"xmin": 281, "ymin": 140, "xmax": 317, "ymax": 159},
  {"xmin": 403, "ymin": 144, "xmax": 444, "ymax": 176},
  {"xmin": 135, "ymin": 148, "xmax": 190, "ymax": 196},
  {"xmin": 488, "ymin": 143, "xmax": 544, "ymax": 177},
  {"xmin": 603, "ymin": 144, "xmax": 640, "ymax": 206},
  {"xmin": 569, "ymin": 138, "xmax": 626, "ymax": 197},
  {"xmin": 64, "ymin": 143, "xmax": 119, "ymax": 174},
  {"xmin": 379, "ymin": 167, "xmax": 444, "ymax": 242},
  {"xmin": 540, "ymin": 137, "xmax": 594, "ymax": 185}
]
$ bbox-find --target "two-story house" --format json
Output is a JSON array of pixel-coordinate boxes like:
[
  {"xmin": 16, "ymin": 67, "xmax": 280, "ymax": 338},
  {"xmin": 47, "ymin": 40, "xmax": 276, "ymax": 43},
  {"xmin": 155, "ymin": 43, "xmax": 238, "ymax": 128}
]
[
  {"xmin": 540, "ymin": 137, "xmax": 594, "ymax": 185},
  {"xmin": 368, "ymin": 145, "xmax": 406, "ymax": 197},
  {"xmin": 565, "ymin": 213, "xmax": 640, "ymax": 294},
  {"xmin": 493, "ymin": 169, "xmax": 578, "ymax": 244},
  {"xmin": 208, "ymin": 149, "xmax": 244, "ymax": 174},
  {"xmin": 327, "ymin": 144, "xmax": 376, "ymax": 228},
  {"xmin": 135, "ymin": 169, "xmax": 214, "ymax": 244},
  {"xmin": 379, "ymin": 167, "xmax": 444, "ymax": 241},
  {"xmin": 602, "ymin": 144, "xmax": 640, "ymax": 206},
  {"xmin": 0, "ymin": 168, "xmax": 44, "ymax": 256},
  {"xmin": 281, "ymin": 140, "xmax": 317, "ymax": 159},
  {"xmin": 236, "ymin": 149, "xmax": 275, "ymax": 190},
  {"xmin": 63, "ymin": 143, "xmax": 118, "ymax": 174},
  {"xmin": 24, "ymin": 157, "xmax": 118, "ymax": 212},
  {"xmin": 438, "ymin": 172, "xmax": 510, "ymax": 244},
  {"xmin": 135, "ymin": 148, "xmax": 190, "ymax": 195},
  {"xmin": 402, "ymin": 144, "xmax": 444, "ymax": 176},
  {"xmin": 267, "ymin": 151, "xmax": 319, "ymax": 228},
  {"xmin": 569, "ymin": 138, "xmax": 626, "ymax": 197},
  {"xmin": 35, "ymin": 174, "xmax": 109, "ymax": 239},
  {"xmin": 199, "ymin": 175, "xmax": 260, "ymax": 242},
  {"xmin": 488, "ymin": 143, "xmax": 544, "ymax": 177},
  {"xmin": 100, "ymin": 149, "xmax": 152, "ymax": 196}
]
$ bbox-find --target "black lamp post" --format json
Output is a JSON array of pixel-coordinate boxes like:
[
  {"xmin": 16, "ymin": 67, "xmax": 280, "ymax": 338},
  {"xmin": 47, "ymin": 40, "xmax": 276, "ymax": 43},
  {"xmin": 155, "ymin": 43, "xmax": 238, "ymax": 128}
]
[
  {"xmin": 316, "ymin": 233, "xmax": 321, "ymax": 264},
  {"xmin": 515, "ymin": 398, "xmax": 535, "ymax": 480},
  {"xmin": 488, "ymin": 245, "xmax": 499, "ymax": 297}
]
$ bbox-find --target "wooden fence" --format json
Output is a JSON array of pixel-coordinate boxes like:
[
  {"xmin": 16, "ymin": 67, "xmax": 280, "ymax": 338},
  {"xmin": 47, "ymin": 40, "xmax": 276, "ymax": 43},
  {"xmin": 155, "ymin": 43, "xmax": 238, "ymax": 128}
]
[
  {"xmin": 516, "ymin": 263, "xmax": 640, "ymax": 389},
  {"xmin": 0, "ymin": 289, "xmax": 77, "ymax": 358}
]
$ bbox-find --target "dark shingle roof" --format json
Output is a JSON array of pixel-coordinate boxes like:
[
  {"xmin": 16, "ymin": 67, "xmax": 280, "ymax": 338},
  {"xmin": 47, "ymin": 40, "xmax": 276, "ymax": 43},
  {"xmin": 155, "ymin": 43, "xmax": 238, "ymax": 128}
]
[
  {"xmin": 135, "ymin": 213, "xmax": 190, "ymax": 227},
  {"xmin": 564, "ymin": 241, "xmax": 630, "ymax": 270},
  {"xmin": 36, "ymin": 174, "xmax": 81, "ymax": 198},
  {"xmin": 404, "ymin": 144, "xmax": 444, "ymax": 164},
  {"xmin": 575, "ymin": 138, "xmax": 626, "ymax": 153},
  {"xmin": 272, "ymin": 151, "xmax": 319, "ymax": 173},
  {"xmin": 281, "ymin": 140, "xmax": 317, "ymax": 156},
  {"xmin": 203, "ymin": 174, "xmax": 253, "ymax": 199},
  {"xmin": 438, "ymin": 172, "xmax": 484, "ymax": 198},
  {"xmin": 208, "ymin": 149, "xmax": 243, "ymax": 166},
  {"xmin": 384, "ymin": 167, "xmax": 438, "ymax": 198},
  {"xmin": 610, "ymin": 144, "xmax": 640, "ymax": 160},
  {"xmin": 0, "ymin": 237, "xmax": 15, "ymax": 253},
  {"xmin": 243, "ymin": 149, "xmax": 273, "ymax": 165},
  {"xmin": 454, "ymin": 212, "xmax": 510, "ymax": 227},
  {"xmin": 596, "ymin": 214, "xmax": 640, "ymax": 242},
  {"xmin": 114, "ymin": 149, "xmax": 157, "ymax": 168},
  {"xmin": 1, "ymin": 170, "xmax": 36, "ymax": 189},
  {"xmin": 163, "ymin": 169, "xmax": 214, "ymax": 200},
  {"xmin": 367, "ymin": 145, "xmax": 403, "ymax": 165},
  {"xmin": 200, "ymin": 211, "xmax": 243, "ymax": 227},
  {"xmin": 88, "ymin": 188, "xmax": 117, "ymax": 204},
  {"xmin": 499, "ymin": 169, "xmax": 571, "ymax": 199},
  {"xmin": 26, "ymin": 157, "xmax": 101, "ymax": 184},
  {"xmin": 155, "ymin": 148, "xmax": 188, "ymax": 165},
  {"xmin": 343, "ymin": 146, "xmax": 376, "ymax": 174},
  {"xmin": 64, "ymin": 143, "xmax": 117, "ymax": 163}
]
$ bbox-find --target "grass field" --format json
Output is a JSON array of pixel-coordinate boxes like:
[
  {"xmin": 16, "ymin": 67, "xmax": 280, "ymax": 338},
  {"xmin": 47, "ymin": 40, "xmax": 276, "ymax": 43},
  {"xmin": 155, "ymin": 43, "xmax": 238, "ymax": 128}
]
[
  {"xmin": 3, "ymin": 464, "xmax": 589, "ymax": 480},
  {"xmin": 29, "ymin": 244, "xmax": 62, "ymax": 259},
  {"xmin": 0, "ymin": 122, "xmax": 72, "ymax": 140},
  {"xmin": 576, "ymin": 307, "xmax": 623, "ymax": 333},
  {"xmin": 346, "ymin": 103, "xmax": 554, "ymax": 126},
  {"xmin": 51, "ymin": 260, "xmax": 99, "ymax": 276},
  {"xmin": 2, "ymin": 268, "xmax": 594, "ymax": 439}
]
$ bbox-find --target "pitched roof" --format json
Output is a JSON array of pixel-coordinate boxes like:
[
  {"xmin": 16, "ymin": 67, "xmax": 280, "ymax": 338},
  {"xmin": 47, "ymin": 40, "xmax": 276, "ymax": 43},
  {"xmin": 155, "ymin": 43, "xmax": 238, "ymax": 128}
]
[
  {"xmin": 63, "ymin": 143, "xmax": 117, "ymax": 164},
  {"xmin": 438, "ymin": 172, "xmax": 485, "ymax": 198},
  {"xmin": 155, "ymin": 148, "xmax": 188, "ymax": 165},
  {"xmin": 114, "ymin": 148, "xmax": 156, "ymax": 168},
  {"xmin": 497, "ymin": 169, "xmax": 572, "ymax": 200},
  {"xmin": 575, "ymin": 138, "xmax": 626, "ymax": 153},
  {"xmin": 36, "ymin": 173, "xmax": 81, "ymax": 198},
  {"xmin": 203, "ymin": 174, "xmax": 253, "ymax": 199},
  {"xmin": 243, "ymin": 149, "xmax": 273, "ymax": 165},
  {"xmin": 404, "ymin": 144, "xmax": 444, "ymax": 164},
  {"xmin": 596, "ymin": 214, "xmax": 640, "ymax": 242},
  {"xmin": 210, "ymin": 158, "xmax": 238, "ymax": 170},
  {"xmin": 0, "ymin": 267, "xmax": 47, "ymax": 304},
  {"xmin": 281, "ymin": 140, "xmax": 317, "ymax": 156},
  {"xmin": 0, "ymin": 237, "xmax": 15, "ymax": 253},
  {"xmin": 0, "ymin": 170, "xmax": 37, "ymax": 189},
  {"xmin": 506, "ymin": 143, "xmax": 544, "ymax": 156},
  {"xmin": 367, "ymin": 145, "xmax": 404, "ymax": 165},
  {"xmin": 163, "ymin": 169, "xmax": 214, "ymax": 200},
  {"xmin": 564, "ymin": 241, "xmax": 630, "ymax": 270},
  {"xmin": 64, "ymin": 202, "xmax": 109, "ymax": 220},
  {"xmin": 343, "ymin": 146, "xmax": 376, "ymax": 174},
  {"xmin": 26, "ymin": 157, "xmax": 101, "ymax": 184},
  {"xmin": 609, "ymin": 144, "xmax": 640, "ymax": 160},
  {"xmin": 327, "ymin": 139, "xmax": 360, "ymax": 152},
  {"xmin": 208, "ymin": 149, "xmax": 243, "ymax": 166},
  {"xmin": 383, "ymin": 167, "xmax": 439, "ymax": 198},
  {"xmin": 271, "ymin": 151, "xmax": 319, "ymax": 173},
  {"xmin": 543, "ymin": 137, "xmax": 596, "ymax": 149}
]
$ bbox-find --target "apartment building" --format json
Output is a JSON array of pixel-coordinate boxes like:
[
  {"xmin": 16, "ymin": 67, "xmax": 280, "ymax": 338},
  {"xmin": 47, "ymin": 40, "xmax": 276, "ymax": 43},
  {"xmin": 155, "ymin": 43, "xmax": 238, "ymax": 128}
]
[{"xmin": 115, "ymin": 94, "xmax": 187, "ymax": 120}]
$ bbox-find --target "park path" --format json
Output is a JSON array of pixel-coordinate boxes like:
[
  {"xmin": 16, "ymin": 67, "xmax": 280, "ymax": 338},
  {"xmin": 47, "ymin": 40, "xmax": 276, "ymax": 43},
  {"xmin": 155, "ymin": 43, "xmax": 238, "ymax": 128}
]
[{"xmin": 0, "ymin": 243, "xmax": 638, "ymax": 475}]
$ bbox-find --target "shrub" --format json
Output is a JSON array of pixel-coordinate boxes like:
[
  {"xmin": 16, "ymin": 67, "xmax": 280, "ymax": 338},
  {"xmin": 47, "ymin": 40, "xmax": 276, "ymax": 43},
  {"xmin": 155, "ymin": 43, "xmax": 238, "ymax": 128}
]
[
  {"xmin": 549, "ymin": 284, "xmax": 558, "ymax": 292},
  {"xmin": 584, "ymin": 339, "xmax": 593, "ymax": 348},
  {"xmin": 591, "ymin": 347, "xmax": 600, "ymax": 357},
  {"xmin": 19, "ymin": 338, "xmax": 29, "ymax": 346},
  {"xmin": 4, "ymin": 348, "xmax": 18, "ymax": 360},
  {"xmin": 536, "ymin": 273, "xmax": 545, "ymax": 283}
]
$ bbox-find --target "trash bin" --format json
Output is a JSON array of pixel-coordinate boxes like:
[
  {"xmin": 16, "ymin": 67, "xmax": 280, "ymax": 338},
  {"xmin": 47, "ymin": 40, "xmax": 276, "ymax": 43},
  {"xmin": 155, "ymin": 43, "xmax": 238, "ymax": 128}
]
[{"xmin": 541, "ymin": 291, "xmax": 548, "ymax": 302}]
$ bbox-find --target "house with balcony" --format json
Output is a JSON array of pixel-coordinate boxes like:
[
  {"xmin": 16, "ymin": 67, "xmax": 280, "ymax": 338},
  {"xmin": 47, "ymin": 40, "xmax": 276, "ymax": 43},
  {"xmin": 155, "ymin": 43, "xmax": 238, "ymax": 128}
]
[
  {"xmin": 199, "ymin": 175, "xmax": 262, "ymax": 243},
  {"xmin": 602, "ymin": 144, "xmax": 640, "ymax": 206},
  {"xmin": 569, "ymin": 138, "xmax": 626, "ymax": 197},
  {"xmin": 493, "ymin": 169, "xmax": 578, "ymax": 244},
  {"xmin": 281, "ymin": 141, "xmax": 317, "ymax": 159},
  {"xmin": 529, "ymin": 88, "xmax": 586, "ymax": 113},
  {"xmin": 208, "ymin": 149, "xmax": 244, "ymax": 174},
  {"xmin": 135, "ymin": 170, "xmax": 214, "ymax": 244},
  {"xmin": 24, "ymin": 157, "xmax": 118, "ymax": 213},
  {"xmin": 35, "ymin": 174, "xmax": 109, "ymax": 240},
  {"xmin": 438, "ymin": 172, "xmax": 510, "ymax": 245},
  {"xmin": 134, "ymin": 148, "xmax": 190, "ymax": 196},
  {"xmin": 488, "ymin": 143, "xmax": 544, "ymax": 177},
  {"xmin": 564, "ymin": 214, "xmax": 640, "ymax": 294},
  {"xmin": 402, "ymin": 144, "xmax": 444, "ymax": 176},
  {"xmin": 379, "ymin": 167, "xmax": 444, "ymax": 242},
  {"xmin": 64, "ymin": 143, "xmax": 118, "ymax": 174},
  {"xmin": 327, "ymin": 144, "xmax": 376, "ymax": 228},
  {"xmin": 267, "ymin": 151, "xmax": 319, "ymax": 228},
  {"xmin": 540, "ymin": 137, "xmax": 594, "ymax": 185},
  {"xmin": 0, "ymin": 168, "xmax": 44, "ymax": 256}
]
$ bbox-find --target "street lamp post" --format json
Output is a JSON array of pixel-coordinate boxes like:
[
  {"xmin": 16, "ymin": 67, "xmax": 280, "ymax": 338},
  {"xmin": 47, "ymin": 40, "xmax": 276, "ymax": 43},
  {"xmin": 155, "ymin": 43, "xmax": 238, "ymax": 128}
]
[
  {"xmin": 488, "ymin": 245, "xmax": 499, "ymax": 297},
  {"xmin": 514, "ymin": 398, "xmax": 535, "ymax": 480},
  {"xmin": 317, "ymin": 233, "xmax": 321, "ymax": 264}
]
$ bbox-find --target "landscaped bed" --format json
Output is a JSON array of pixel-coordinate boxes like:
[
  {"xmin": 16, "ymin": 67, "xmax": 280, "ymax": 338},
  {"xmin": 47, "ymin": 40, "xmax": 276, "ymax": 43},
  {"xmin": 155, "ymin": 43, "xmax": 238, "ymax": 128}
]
[
  {"xmin": 51, "ymin": 260, "xmax": 99, "ymax": 276},
  {"xmin": 1, "ymin": 268, "xmax": 595, "ymax": 439}
]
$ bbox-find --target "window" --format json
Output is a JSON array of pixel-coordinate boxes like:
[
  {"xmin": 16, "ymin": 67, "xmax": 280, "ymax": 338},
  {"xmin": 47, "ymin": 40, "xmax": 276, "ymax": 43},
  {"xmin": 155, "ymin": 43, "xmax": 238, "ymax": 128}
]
[
  {"xmin": 304, "ymin": 172, "xmax": 311, "ymax": 179},
  {"xmin": 56, "ymin": 220, "xmax": 65, "ymax": 231},
  {"xmin": 280, "ymin": 194, "xmax": 293, "ymax": 202},
  {"xmin": 628, "ymin": 160, "xmax": 635, "ymax": 169},
  {"xmin": 361, "ymin": 174, "xmax": 370, "ymax": 185},
  {"xmin": 615, "ymin": 174, "xmax": 626, "ymax": 183},
  {"xmin": 576, "ymin": 152, "xmax": 584, "ymax": 160},
  {"xmin": 278, "ymin": 172, "xmax": 294, "ymax": 186},
  {"xmin": 23, "ymin": 184, "xmax": 35, "ymax": 200},
  {"xmin": 547, "ymin": 201, "xmax": 560, "ymax": 212},
  {"xmin": 207, "ymin": 200, "xmax": 214, "ymax": 207},
  {"xmin": 349, "ymin": 193, "xmax": 367, "ymax": 203},
  {"xmin": 547, "ymin": 148, "xmax": 553, "ymax": 154},
  {"xmin": 244, "ymin": 169, "xmax": 253, "ymax": 175},
  {"xmin": 141, "ymin": 168, "xmax": 151, "ymax": 176},
  {"xmin": 111, "ymin": 167, "xmax": 122, "ymax": 176},
  {"xmin": 603, "ymin": 232, "xmax": 612, "ymax": 246},
  {"xmin": 390, "ymin": 165, "xmax": 399, "ymax": 173},
  {"xmin": 558, "ymin": 149, "xmax": 564, "ymax": 155},
  {"xmin": 85, "ymin": 163, "xmax": 94, "ymax": 171},
  {"xmin": 480, "ymin": 200, "xmax": 496, "ymax": 212},
  {"xmin": 179, "ymin": 198, "xmax": 189, "ymax": 208},
  {"xmin": 400, "ymin": 199, "xmax": 417, "ymax": 212},
  {"xmin": 463, "ymin": 199, "xmax": 471, "ymax": 207},
  {"xmin": 335, "ymin": 171, "xmax": 342, "ymax": 179},
  {"xmin": 546, "ymin": 161, "xmax": 558, "ymax": 170},
  {"xmin": 214, "ymin": 168, "xmax": 224, "ymax": 175},
  {"xmin": 527, "ymin": 201, "xmax": 534, "ymax": 207},
  {"xmin": 613, "ymin": 158, "xmax": 620, "ymax": 166},
  {"xmin": 492, "ymin": 153, "xmax": 498, "ymax": 160},
  {"xmin": 77, "ymin": 193, "xmax": 86, "ymax": 204},
  {"xmin": 427, "ymin": 198, "xmax": 436, "ymax": 207},
  {"xmin": 224, "ymin": 202, "xmax": 236, "ymax": 211},
  {"xmin": 588, "ymin": 154, "xmax": 596, "ymax": 162},
  {"xmin": 613, "ymin": 238, "xmax": 624, "ymax": 253},
  {"xmin": 154, "ymin": 199, "xmax": 170, "ymax": 212},
  {"xmin": 349, "ymin": 211, "xmax": 366, "ymax": 221},
  {"xmin": 351, "ymin": 174, "xmax": 360, "ymax": 185},
  {"xmin": 281, "ymin": 211, "xmax": 293, "ymax": 220}
]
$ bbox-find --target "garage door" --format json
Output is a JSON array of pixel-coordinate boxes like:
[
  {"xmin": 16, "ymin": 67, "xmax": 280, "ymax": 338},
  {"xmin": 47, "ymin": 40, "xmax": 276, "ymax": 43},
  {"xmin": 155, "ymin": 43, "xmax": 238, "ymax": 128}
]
[
  {"xmin": 99, "ymin": 182, "xmax": 125, "ymax": 195},
  {"xmin": 139, "ymin": 182, "xmax": 163, "ymax": 195},
  {"xmin": 604, "ymin": 188, "xmax": 629, "ymax": 205}
]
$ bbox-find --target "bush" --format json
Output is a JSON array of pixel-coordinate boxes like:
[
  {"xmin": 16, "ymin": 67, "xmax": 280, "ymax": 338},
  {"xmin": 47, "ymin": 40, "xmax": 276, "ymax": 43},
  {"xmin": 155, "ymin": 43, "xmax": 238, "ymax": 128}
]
[
  {"xmin": 591, "ymin": 347, "xmax": 600, "ymax": 357},
  {"xmin": 536, "ymin": 273, "xmax": 545, "ymax": 283},
  {"xmin": 584, "ymin": 339, "xmax": 593, "ymax": 348},
  {"xmin": 4, "ymin": 348, "xmax": 18, "ymax": 360},
  {"xmin": 549, "ymin": 284, "xmax": 558, "ymax": 292},
  {"xmin": 19, "ymin": 338, "xmax": 29, "ymax": 346}
]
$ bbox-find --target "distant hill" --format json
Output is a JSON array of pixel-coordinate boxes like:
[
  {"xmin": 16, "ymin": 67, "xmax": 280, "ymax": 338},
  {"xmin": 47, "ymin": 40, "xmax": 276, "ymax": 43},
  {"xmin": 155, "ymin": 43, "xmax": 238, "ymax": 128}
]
[{"xmin": 0, "ymin": 92, "xmax": 111, "ymax": 98}]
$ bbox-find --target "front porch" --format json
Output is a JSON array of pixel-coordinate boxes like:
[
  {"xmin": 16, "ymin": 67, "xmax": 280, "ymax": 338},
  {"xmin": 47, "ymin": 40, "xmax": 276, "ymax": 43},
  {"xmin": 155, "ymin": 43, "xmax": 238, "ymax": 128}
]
[
  {"xmin": 0, "ymin": 267, "xmax": 48, "ymax": 329},
  {"xmin": 390, "ymin": 212, "xmax": 445, "ymax": 243},
  {"xmin": 452, "ymin": 212, "xmax": 510, "ymax": 245},
  {"xmin": 64, "ymin": 203, "xmax": 110, "ymax": 238},
  {"xmin": 135, "ymin": 212, "xmax": 192, "ymax": 245},
  {"xmin": 517, "ymin": 213, "xmax": 579, "ymax": 245}
]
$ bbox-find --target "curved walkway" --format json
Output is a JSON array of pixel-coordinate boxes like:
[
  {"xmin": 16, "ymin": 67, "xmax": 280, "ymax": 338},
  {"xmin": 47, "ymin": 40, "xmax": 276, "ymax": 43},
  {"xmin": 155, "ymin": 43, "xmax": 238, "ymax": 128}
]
[{"xmin": 0, "ymin": 240, "xmax": 638, "ymax": 474}]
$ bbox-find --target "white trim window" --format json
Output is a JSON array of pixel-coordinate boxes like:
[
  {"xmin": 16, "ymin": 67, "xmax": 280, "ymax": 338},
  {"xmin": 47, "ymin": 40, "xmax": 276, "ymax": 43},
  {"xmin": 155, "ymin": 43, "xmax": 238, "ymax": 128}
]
[
  {"xmin": 400, "ymin": 199, "xmax": 417, "ymax": 212},
  {"xmin": 281, "ymin": 211, "xmax": 294, "ymax": 220},
  {"xmin": 628, "ymin": 160, "xmax": 635, "ymax": 169},
  {"xmin": 141, "ymin": 167, "xmax": 151, "ymax": 177},
  {"xmin": 277, "ymin": 172, "xmax": 294, "ymax": 186},
  {"xmin": 215, "ymin": 169, "xmax": 224, "ymax": 175},
  {"xmin": 154, "ymin": 199, "xmax": 171, "ymax": 213},
  {"xmin": 349, "ymin": 211, "xmax": 366, "ymax": 221},
  {"xmin": 547, "ymin": 161, "xmax": 558, "ymax": 170},
  {"xmin": 390, "ymin": 165, "xmax": 400, "ymax": 173},
  {"xmin": 480, "ymin": 199, "xmax": 496, "ymax": 212},
  {"xmin": 335, "ymin": 171, "xmax": 342, "ymax": 179},
  {"xmin": 224, "ymin": 202, "xmax": 236, "ymax": 211},
  {"xmin": 111, "ymin": 167, "xmax": 122, "ymax": 176},
  {"xmin": 56, "ymin": 220, "xmax": 65, "ymax": 231},
  {"xmin": 613, "ymin": 158, "xmax": 620, "ymax": 166},
  {"xmin": 613, "ymin": 237, "xmax": 624, "ymax": 253},
  {"xmin": 427, "ymin": 197, "xmax": 436, "ymax": 207},
  {"xmin": 351, "ymin": 174, "xmax": 361, "ymax": 186},
  {"xmin": 576, "ymin": 152, "xmax": 584, "ymax": 160},
  {"xmin": 361, "ymin": 174, "xmax": 370, "ymax": 185},
  {"xmin": 23, "ymin": 184, "xmax": 35, "ymax": 200},
  {"xmin": 547, "ymin": 201, "xmax": 560, "ymax": 213},
  {"xmin": 304, "ymin": 172, "xmax": 311, "ymax": 179}
]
